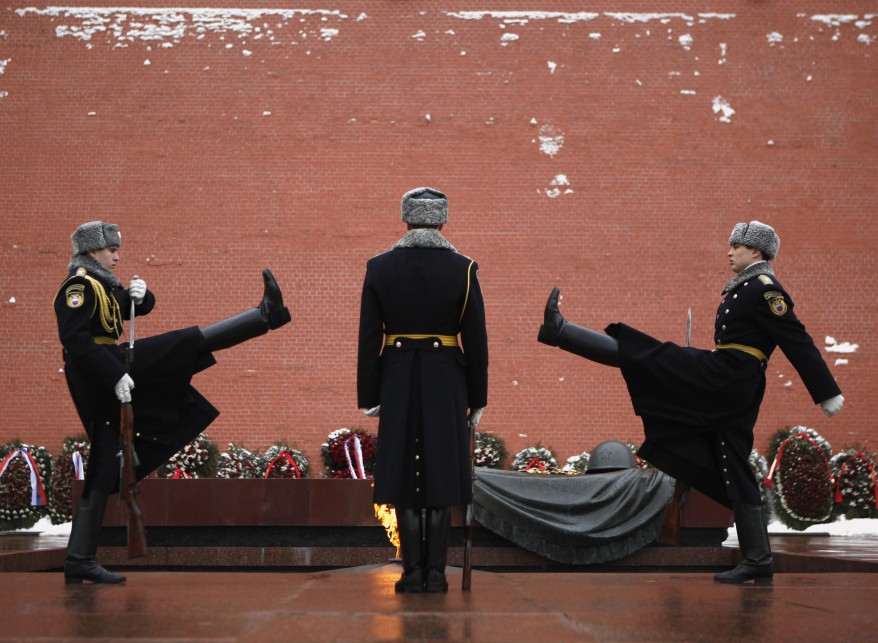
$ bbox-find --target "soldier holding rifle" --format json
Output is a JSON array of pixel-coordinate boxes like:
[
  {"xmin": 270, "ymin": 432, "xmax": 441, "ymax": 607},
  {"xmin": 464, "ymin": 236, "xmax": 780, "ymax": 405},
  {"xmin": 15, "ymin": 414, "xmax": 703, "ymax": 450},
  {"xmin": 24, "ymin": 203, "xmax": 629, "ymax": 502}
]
[{"xmin": 54, "ymin": 221, "xmax": 292, "ymax": 585}]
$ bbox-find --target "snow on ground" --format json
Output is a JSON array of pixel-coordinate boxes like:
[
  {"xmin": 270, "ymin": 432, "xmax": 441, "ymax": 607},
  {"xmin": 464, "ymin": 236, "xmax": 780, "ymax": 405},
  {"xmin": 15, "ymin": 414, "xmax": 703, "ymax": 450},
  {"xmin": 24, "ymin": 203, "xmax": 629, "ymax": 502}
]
[
  {"xmin": 14, "ymin": 516, "xmax": 878, "ymax": 540},
  {"xmin": 766, "ymin": 517, "xmax": 878, "ymax": 537}
]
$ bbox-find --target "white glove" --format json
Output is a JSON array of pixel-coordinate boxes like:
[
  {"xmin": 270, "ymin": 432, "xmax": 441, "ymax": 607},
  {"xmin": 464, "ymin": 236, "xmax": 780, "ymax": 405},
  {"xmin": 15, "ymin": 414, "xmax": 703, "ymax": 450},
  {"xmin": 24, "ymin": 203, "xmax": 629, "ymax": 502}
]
[
  {"xmin": 114, "ymin": 374, "xmax": 135, "ymax": 403},
  {"xmin": 820, "ymin": 394, "xmax": 844, "ymax": 418},
  {"xmin": 469, "ymin": 407, "xmax": 484, "ymax": 430},
  {"xmin": 128, "ymin": 277, "xmax": 147, "ymax": 305},
  {"xmin": 361, "ymin": 405, "xmax": 380, "ymax": 417}
]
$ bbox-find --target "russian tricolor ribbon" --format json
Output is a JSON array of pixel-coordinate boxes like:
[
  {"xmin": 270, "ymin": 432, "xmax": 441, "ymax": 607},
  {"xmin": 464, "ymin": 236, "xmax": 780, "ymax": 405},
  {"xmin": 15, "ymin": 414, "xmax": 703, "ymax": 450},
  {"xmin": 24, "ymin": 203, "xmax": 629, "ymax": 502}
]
[
  {"xmin": 0, "ymin": 447, "xmax": 48, "ymax": 506},
  {"xmin": 72, "ymin": 451, "xmax": 86, "ymax": 481},
  {"xmin": 344, "ymin": 436, "xmax": 366, "ymax": 479}
]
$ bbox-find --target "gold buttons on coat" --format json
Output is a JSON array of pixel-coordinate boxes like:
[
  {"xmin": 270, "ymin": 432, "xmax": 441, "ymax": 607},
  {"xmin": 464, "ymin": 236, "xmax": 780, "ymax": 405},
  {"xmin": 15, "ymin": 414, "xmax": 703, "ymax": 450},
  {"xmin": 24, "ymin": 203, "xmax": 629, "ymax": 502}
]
[
  {"xmin": 433, "ymin": 341, "xmax": 439, "ymax": 348},
  {"xmin": 395, "ymin": 341, "xmax": 402, "ymax": 348}
]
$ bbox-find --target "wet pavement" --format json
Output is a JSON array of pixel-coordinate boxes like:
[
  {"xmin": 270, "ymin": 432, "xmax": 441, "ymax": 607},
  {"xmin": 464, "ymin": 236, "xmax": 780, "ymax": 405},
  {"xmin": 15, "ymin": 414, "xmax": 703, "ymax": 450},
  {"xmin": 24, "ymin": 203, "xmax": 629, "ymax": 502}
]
[
  {"xmin": 2, "ymin": 529, "xmax": 877, "ymax": 641},
  {"xmin": 1, "ymin": 566, "xmax": 877, "ymax": 641}
]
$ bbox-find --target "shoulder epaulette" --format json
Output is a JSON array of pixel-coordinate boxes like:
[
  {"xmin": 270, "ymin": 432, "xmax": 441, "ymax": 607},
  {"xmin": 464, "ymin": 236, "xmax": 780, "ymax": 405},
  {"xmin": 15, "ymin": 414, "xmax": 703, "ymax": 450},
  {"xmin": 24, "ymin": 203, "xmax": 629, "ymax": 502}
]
[{"xmin": 758, "ymin": 275, "xmax": 774, "ymax": 286}]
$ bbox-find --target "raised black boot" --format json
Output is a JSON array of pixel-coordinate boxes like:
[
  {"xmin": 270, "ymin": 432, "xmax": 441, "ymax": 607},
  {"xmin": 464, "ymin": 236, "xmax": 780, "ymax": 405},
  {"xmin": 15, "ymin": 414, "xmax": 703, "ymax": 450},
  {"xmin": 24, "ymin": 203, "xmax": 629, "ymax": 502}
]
[
  {"xmin": 201, "ymin": 269, "xmax": 291, "ymax": 352},
  {"xmin": 425, "ymin": 507, "xmax": 451, "ymax": 593},
  {"xmin": 394, "ymin": 508, "xmax": 425, "ymax": 593},
  {"xmin": 64, "ymin": 490, "xmax": 126, "ymax": 585},
  {"xmin": 714, "ymin": 503, "xmax": 773, "ymax": 584},
  {"xmin": 537, "ymin": 287, "xmax": 620, "ymax": 367}
]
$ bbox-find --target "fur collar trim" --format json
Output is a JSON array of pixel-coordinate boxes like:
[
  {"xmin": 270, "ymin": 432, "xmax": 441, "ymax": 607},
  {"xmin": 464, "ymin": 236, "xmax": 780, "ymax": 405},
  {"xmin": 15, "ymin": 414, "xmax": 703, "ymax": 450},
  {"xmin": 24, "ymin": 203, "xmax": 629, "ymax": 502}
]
[
  {"xmin": 392, "ymin": 228, "xmax": 456, "ymax": 252},
  {"xmin": 723, "ymin": 260, "xmax": 774, "ymax": 294},
  {"xmin": 67, "ymin": 254, "xmax": 121, "ymax": 287}
]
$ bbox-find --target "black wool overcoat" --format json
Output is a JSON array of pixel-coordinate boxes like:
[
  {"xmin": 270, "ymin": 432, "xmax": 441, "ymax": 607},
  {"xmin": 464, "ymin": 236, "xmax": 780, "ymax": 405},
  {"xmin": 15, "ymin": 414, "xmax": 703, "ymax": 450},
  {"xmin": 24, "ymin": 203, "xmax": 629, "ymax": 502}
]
[
  {"xmin": 358, "ymin": 243, "xmax": 488, "ymax": 508},
  {"xmin": 55, "ymin": 267, "xmax": 218, "ymax": 493},
  {"xmin": 607, "ymin": 265, "xmax": 840, "ymax": 507}
]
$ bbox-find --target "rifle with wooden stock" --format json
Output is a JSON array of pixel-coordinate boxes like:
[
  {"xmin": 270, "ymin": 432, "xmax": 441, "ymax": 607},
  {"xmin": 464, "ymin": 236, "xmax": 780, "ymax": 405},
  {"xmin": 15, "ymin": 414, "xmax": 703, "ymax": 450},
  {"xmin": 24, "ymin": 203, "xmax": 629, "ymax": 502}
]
[
  {"xmin": 120, "ymin": 295, "xmax": 148, "ymax": 559},
  {"xmin": 462, "ymin": 421, "xmax": 475, "ymax": 591}
]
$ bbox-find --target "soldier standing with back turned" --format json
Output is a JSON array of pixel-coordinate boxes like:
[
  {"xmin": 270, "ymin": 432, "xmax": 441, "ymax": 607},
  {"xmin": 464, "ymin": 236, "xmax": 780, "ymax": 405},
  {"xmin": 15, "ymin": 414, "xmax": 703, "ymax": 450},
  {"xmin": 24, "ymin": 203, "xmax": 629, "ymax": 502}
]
[{"xmin": 357, "ymin": 188, "xmax": 489, "ymax": 592}]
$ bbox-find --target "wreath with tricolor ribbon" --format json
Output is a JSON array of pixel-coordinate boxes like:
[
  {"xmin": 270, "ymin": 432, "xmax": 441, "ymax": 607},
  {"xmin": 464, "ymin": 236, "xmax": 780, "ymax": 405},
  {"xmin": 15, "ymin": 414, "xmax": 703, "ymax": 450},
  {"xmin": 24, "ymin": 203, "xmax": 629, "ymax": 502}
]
[
  {"xmin": 47, "ymin": 436, "xmax": 89, "ymax": 525},
  {"xmin": 322, "ymin": 428, "xmax": 376, "ymax": 479},
  {"xmin": 0, "ymin": 441, "xmax": 53, "ymax": 531}
]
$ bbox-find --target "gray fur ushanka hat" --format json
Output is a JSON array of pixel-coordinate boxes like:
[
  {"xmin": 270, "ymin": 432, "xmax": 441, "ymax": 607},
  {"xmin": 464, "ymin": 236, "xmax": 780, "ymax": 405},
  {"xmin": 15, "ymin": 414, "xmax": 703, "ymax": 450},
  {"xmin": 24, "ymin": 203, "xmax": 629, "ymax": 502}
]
[
  {"xmin": 728, "ymin": 220, "xmax": 780, "ymax": 260},
  {"xmin": 401, "ymin": 187, "xmax": 448, "ymax": 226},
  {"xmin": 71, "ymin": 221, "xmax": 122, "ymax": 255}
]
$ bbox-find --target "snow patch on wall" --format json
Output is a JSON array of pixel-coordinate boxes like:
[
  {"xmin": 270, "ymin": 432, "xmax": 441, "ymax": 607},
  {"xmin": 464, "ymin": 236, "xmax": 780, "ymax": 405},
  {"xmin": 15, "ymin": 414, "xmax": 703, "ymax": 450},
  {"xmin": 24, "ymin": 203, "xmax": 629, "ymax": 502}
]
[
  {"xmin": 447, "ymin": 11, "xmax": 733, "ymax": 25},
  {"xmin": 447, "ymin": 11, "xmax": 600, "ymax": 24},
  {"xmin": 544, "ymin": 174, "xmax": 573, "ymax": 198},
  {"xmin": 825, "ymin": 336, "xmax": 859, "ymax": 354},
  {"xmin": 15, "ymin": 7, "xmax": 349, "ymax": 49},
  {"xmin": 535, "ymin": 124, "xmax": 564, "ymax": 157},
  {"xmin": 802, "ymin": 13, "xmax": 876, "ymax": 45},
  {"xmin": 712, "ymin": 96, "xmax": 735, "ymax": 123}
]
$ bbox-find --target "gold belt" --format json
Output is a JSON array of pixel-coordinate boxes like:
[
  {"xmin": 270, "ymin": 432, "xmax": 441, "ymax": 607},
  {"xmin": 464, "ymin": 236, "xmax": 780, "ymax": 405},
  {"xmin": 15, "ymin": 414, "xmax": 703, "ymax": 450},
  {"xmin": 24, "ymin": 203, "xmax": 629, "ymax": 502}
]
[
  {"xmin": 715, "ymin": 343, "xmax": 767, "ymax": 362},
  {"xmin": 93, "ymin": 336, "xmax": 118, "ymax": 346},
  {"xmin": 386, "ymin": 334, "xmax": 458, "ymax": 347}
]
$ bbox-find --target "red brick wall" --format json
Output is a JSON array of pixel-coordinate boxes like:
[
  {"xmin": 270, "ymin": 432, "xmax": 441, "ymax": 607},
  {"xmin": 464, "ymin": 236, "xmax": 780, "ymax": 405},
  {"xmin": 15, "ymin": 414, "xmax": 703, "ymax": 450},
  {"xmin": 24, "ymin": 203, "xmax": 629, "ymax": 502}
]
[{"xmin": 1, "ymin": 4, "xmax": 875, "ymax": 470}]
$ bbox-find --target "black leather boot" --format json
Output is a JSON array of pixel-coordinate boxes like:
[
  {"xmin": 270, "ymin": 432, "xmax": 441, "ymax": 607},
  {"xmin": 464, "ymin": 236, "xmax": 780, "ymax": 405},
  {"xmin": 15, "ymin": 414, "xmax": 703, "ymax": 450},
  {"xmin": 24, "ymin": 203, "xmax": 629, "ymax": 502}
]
[
  {"xmin": 201, "ymin": 269, "xmax": 291, "ymax": 352},
  {"xmin": 537, "ymin": 287, "xmax": 619, "ymax": 367},
  {"xmin": 64, "ymin": 491, "xmax": 126, "ymax": 585},
  {"xmin": 425, "ymin": 507, "xmax": 451, "ymax": 593},
  {"xmin": 394, "ymin": 508, "xmax": 425, "ymax": 593},
  {"xmin": 714, "ymin": 503, "xmax": 773, "ymax": 584}
]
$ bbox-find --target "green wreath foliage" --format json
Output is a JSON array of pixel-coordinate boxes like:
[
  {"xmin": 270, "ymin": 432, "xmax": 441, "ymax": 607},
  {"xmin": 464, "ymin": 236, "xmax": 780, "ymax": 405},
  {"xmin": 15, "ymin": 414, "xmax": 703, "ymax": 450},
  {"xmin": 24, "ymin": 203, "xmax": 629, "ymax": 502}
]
[
  {"xmin": 264, "ymin": 442, "xmax": 310, "ymax": 479},
  {"xmin": 217, "ymin": 443, "xmax": 265, "ymax": 479},
  {"xmin": 511, "ymin": 445, "xmax": 558, "ymax": 472},
  {"xmin": 158, "ymin": 433, "xmax": 218, "ymax": 479},
  {"xmin": 47, "ymin": 435, "xmax": 89, "ymax": 525},
  {"xmin": 831, "ymin": 448, "xmax": 878, "ymax": 520},
  {"xmin": 748, "ymin": 448, "xmax": 771, "ymax": 524},
  {"xmin": 562, "ymin": 451, "xmax": 590, "ymax": 475},
  {"xmin": 474, "ymin": 432, "xmax": 508, "ymax": 469},
  {"xmin": 766, "ymin": 426, "xmax": 834, "ymax": 530}
]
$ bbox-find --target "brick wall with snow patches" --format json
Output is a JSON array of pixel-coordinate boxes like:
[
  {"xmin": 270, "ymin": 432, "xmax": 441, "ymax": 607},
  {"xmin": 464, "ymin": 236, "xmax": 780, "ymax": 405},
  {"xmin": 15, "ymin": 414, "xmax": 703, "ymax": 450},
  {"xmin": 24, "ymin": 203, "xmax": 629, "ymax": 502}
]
[{"xmin": 0, "ymin": 3, "xmax": 874, "ymax": 467}]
